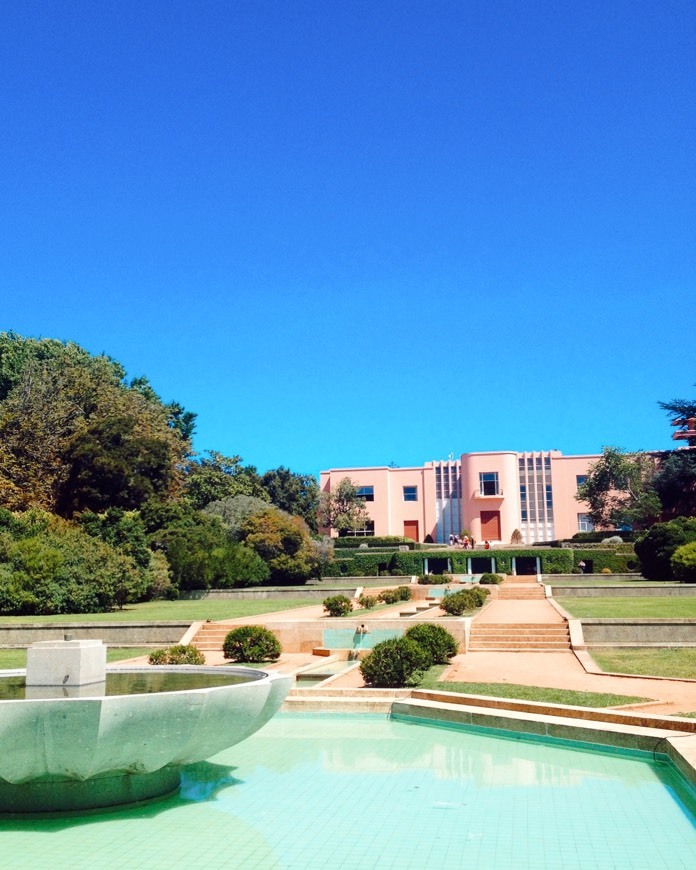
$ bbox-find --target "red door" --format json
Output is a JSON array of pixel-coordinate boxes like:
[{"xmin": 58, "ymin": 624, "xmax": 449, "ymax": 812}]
[
  {"xmin": 403, "ymin": 520, "xmax": 419, "ymax": 541},
  {"xmin": 480, "ymin": 511, "xmax": 501, "ymax": 540}
]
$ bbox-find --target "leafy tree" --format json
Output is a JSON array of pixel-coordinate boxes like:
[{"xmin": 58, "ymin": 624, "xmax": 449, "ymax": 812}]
[
  {"xmin": 652, "ymin": 450, "xmax": 696, "ymax": 521},
  {"xmin": 0, "ymin": 338, "xmax": 189, "ymax": 515},
  {"xmin": 202, "ymin": 495, "xmax": 271, "ymax": 539},
  {"xmin": 261, "ymin": 466, "xmax": 319, "ymax": 532},
  {"xmin": 576, "ymin": 447, "xmax": 661, "ymax": 530},
  {"xmin": 318, "ymin": 477, "xmax": 370, "ymax": 536},
  {"xmin": 239, "ymin": 507, "xmax": 318, "ymax": 583},
  {"xmin": 183, "ymin": 451, "xmax": 268, "ymax": 510},
  {"xmin": 0, "ymin": 511, "xmax": 144, "ymax": 614},
  {"xmin": 634, "ymin": 517, "xmax": 696, "ymax": 580}
]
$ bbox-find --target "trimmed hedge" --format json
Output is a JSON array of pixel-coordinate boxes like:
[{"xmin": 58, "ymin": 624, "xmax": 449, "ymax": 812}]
[
  {"xmin": 333, "ymin": 536, "xmax": 418, "ymax": 549},
  {"xmin": 404, "ymin": 624, "xmax": 457, "ymax": 664},
  {"xmin": 440, "ymin": 587, "xmax": 489, "ymax": 615},
  {"xmin": 222, "ymin": 626, "xmax": 281, "ymax": 662},
  {"xmin": 323, "ymin": 595, "xmax": 353, "ymax": 616},
  {"xmin": 359, "ymin": 637, "xmax": 429, "ymax": 688},
  {"xmin": 148, "ymin": 645, "xmax": 206, "ymax": 665},
  {"xmin": 322, "ymin": 546, "xmax": 638, "ymax": 577}
]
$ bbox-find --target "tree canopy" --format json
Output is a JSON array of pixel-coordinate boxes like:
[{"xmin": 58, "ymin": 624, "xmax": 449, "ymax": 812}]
[{"xmin": 318, "ymin": 477, "xmax": 370, "ymax": 535}]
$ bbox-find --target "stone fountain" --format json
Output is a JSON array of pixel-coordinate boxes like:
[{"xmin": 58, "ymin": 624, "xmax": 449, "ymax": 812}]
[{"xmin": 0, "ymin": 637, "xmax": 291, "ymax": 813}]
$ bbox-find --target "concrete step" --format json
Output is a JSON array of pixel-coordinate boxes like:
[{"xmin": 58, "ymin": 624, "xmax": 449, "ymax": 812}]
[{"xmin": 470, "ymin": 640, "xmax": 570, "ymax": 648}]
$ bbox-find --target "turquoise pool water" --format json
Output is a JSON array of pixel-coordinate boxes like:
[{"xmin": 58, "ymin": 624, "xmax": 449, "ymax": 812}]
[
  {"xmin": 2, "ymin": 714, "xmax": 694, "ymax": 869},
  {"xmin": 323, "ymin": 627, "xmax": 402, "ymax": 649}
]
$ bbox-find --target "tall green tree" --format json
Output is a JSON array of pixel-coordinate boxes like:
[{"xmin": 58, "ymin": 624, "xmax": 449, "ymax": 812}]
[
  {"xmin": 182, "ymin": 451, "xmax": 268, "ymax": 510},
  {"xmin": 261, "ymin": 466, "xmax": 319, "ymax": 532},
  {"xmin": 576, "ymin": 447, "xmax": 661, "ymax": 530},
  {"xmin": 239, "ymin": 507, "xmax": 318, "ymax": 583},
  {"xmin": 0, "ymin": 335, "xmax": 191, "ymax": 515}
]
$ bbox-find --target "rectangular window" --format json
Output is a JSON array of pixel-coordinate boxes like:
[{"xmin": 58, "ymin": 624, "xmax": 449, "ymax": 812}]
[
  {"xmin": 403, "ymin": 486, "xmax": 418, "ymax": 502},
  {"xmin": 577, "ymin": 513, "xmax": 594, "ymax": 532},
  {"xmin": 576, "ymin": 475, "xmax": 587, "ymax": 490},
  {"xmin": 356, "ymin": 486, "xmax": 374, "ymax": 502},
  {"xmin": 479, "ymin": 472, "xmax": 500, "ymax": 496}
]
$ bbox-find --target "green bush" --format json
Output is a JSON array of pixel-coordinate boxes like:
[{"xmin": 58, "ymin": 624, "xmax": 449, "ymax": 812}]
[
  {"xmin": 323, "ymin": 594, "xmax": 353, "ymax": 617},
  {"xmin": 357, "ymin": 593, "xmax": 377, "ymax": 609},
  {"xmin": 635, "ymin": 518, "xmax": 696, "ymax": 580},
  {"xmin": 377, "ymin": 589, "xmax": 400, "ymax": 604},
  {"xmin": 359, "ymin": 637, "xmax": 430, "ymax": 687},
  {"xmin": 404, "ymin": 624, "xmax": 458, "ymax": 664},
  {"xmin": 671, "ymin": 541, "xmax": 696, "ymax": 583},
  {"xmin": 222, "ymin": 626, "xmax": 281, "ymax": 662},
  {"xmin": 479, "ymin": 572, "xmax": 503, "ymax": 585},
  {"xmin": 148, "ymin": 644, "xmax": 205, "ymax": 665},
  {"xmin": 333, "ymin": 536, "xmax": 416, "ymax": 549},
  {"xmin": 417, "ymin": 573, "xmax": 450, "ymax": 585},
  {"xmin": 395, "ymin": 585, "xmax": 412, "ymax": 601},
  {"xmin": 440, "ymin": 587, "xmax": 489, "ymax": 616}
]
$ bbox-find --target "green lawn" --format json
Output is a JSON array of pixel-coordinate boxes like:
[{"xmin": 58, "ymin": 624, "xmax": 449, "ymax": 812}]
[
  {"xmin": 589, "ymin": 647, "xmax": 696, "ymax": 679},
  {"xmin": 0, "ymin": 598, "xmax": 315, "ymax": 625},
  {"xmin": 417, "ymin": 666, "xmax": 648, "ymax": 707},
  {"xmin": 556, "ymin": 597, "xmax": 696, "ymax": 619},
  {"xmin": 0, "ymin": 647, "xmax": 156, "ymax": 669}
]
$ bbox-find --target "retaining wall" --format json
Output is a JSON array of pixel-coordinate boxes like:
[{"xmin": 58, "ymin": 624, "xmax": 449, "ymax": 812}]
[
  {"xmin": 550, "ymin": 585, "xmax": 696, "ymax": 598},
  {"xmin": 580, "ymin": 619, "xmax": 696, "ymax": 645},
  {"xmin": 0, "ymin": 623, "xmax": 190, "ymax": 647}
]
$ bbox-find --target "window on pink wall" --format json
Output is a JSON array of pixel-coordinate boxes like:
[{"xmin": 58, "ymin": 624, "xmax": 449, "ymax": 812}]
[{"xmin": 403, "ymin": 486, "xmax": 417, "ymax": 501}]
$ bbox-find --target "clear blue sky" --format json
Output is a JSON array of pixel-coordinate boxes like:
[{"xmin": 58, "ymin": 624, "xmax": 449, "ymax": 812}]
[{"xmin": 1, "ymin": 1, "xmax": 694, "ymax": 477}]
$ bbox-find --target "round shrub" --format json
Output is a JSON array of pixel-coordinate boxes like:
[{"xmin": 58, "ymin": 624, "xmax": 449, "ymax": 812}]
[
  {"xmin": 601, "ymin": 536, "xmax": 624, "ymax": 545},
  {"xmin": 671, "ymin": 541, "xmax": 696, "ymax": 583},
  {"xmin": 440, "ymin": 587, "xmax": 489, "ymax": 616},
  {"xmin": 323, "ymin": 595, "xmax": 353, "ymax": 617},
  {"xmin": 395, "ymin": 585, "xmax": 412, "ymax": 601},
  {"xmin": 601, "ymin": 567, "xmax": 612, "ymax": 574},
  {"xmin": 148, "ymin": 644, "xmax": 205, "ymax": 665},
  {"xmin": 404, "ymin": 624, "xmax": 458, "ymax": 665},
  {"xmin": 377, "ymin": 589, "xmax": 400, "ymax": 604},
  {"xmin": 359, "ymin": 637, "xmax": 430, "ymax": 688},
  {"xmin": 479, "ymin": 573, "xmax": 503, "ymax": 585},
  {"xmin": 357, "ymin": 593, "xmax": 377, "ymax": 609},
  {"xmin": 222, "ymin": 626, "xmax": 281, "ymax": 662}
]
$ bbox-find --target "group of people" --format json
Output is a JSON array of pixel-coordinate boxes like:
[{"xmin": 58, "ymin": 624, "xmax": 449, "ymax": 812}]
[
  {"xmin": 447, "ymin": 534, "xmax": 492, "ymax": 550},
  {"xmin": 448, "ymin": 533, "xmax": 475, "ymax": 549}
]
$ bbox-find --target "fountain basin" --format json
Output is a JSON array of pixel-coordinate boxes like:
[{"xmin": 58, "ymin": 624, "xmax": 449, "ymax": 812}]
[{"xmin": 0, "ymin": 665, "xmax": 291, "ymax": 813}]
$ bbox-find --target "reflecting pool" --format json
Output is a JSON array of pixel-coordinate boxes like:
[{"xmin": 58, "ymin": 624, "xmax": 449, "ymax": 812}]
[{"xmin": 2, "ymin": 713, "xmax": 694, "ymax": 869}]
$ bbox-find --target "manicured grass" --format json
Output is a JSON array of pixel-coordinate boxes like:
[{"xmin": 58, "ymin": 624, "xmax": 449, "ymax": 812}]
[
  {"xmin": 557, "ymin": 597, "xmax": 696, "ymax": 619},
  {"xmin": 0, "ymin": 598, "xmax": 315, "ymax": 625},
  {"xmin": 589, "ymin": 647, "xmax": 696, "ymax": 679},
  {"xmin": 0, "ymin": 647, "xmax": 156, "ymax": 669},
  {"xmin": 417, "ymin": 666, "xmax": 648, "ymax": 707}
]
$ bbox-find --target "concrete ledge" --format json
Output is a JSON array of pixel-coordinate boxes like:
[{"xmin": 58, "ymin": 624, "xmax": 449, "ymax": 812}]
[
  {"xmin": 0, "ymin": 623, "xmax": 191, "ymax": 647},
  {"xmin": 550, "ymin": 584, "xmax": 696, "ymax": 597}
]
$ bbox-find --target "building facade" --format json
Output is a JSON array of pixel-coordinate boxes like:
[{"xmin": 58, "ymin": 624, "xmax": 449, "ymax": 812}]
[{"xmin": 320, "ymin": 450, "xmax": 599, "ymax": 544}]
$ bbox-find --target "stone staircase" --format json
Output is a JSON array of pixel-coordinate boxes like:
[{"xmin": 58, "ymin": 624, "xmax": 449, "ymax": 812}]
[
  {"xmin": 468, "ymin": 622, "xmax": 571, "ymax": 652},
  {"xmin": 190, "ymin": 622, "xmax": 234, "ymax": 651}
]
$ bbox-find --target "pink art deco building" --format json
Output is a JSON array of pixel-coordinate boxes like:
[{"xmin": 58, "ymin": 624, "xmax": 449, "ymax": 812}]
[{"xmin": 320, "ymin": 450, "xmax": 600, "ymax": 545}]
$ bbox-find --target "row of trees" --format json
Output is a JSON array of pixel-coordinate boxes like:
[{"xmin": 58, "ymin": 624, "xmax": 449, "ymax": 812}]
[{"xmin": 0, "ymin": 332, "xmax": 327, "ymax": 613}]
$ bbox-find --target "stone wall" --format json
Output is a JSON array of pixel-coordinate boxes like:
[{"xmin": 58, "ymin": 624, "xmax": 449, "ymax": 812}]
[{"xmin": 0, "ymin": 623, "xmax": 190, "ymax": 647}]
